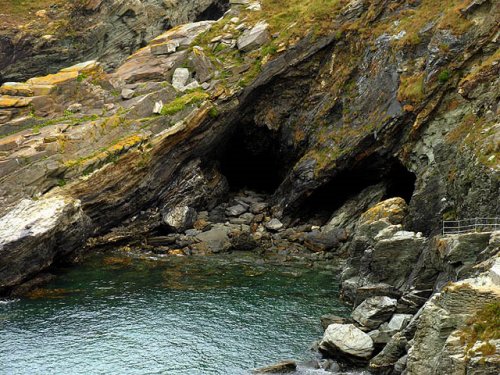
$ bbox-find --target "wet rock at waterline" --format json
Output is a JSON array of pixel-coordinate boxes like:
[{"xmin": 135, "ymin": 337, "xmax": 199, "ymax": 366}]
[
  {"xmin": 320, "ymin": 314, "xmax": 351, "ymax": 331},
  {"xmin": 319, "ymin": 323, "xmax": 374, "ymax": 363},
  {"xmin": 304, "ymin": 228, "xmax": 348, "ymax": 252},
  {"xmin": 0, "ymin": 197, "xmax": 89, "ymax": 292},
  {"xmin": 193, "ymin": 224, "xmax": 232, "ymax": 253},
  {"xmin": 253, "ymin": 360, "xmax": 297, "ymax": 374}
]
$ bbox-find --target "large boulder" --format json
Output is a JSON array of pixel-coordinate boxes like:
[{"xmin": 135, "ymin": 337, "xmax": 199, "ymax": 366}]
[
  {"xmin": 161, "ymin": 205, "xmax": 197, "ymax": 232},
  {"xmin": 171, "ymin": 68, "xmax": 191, "ymax": 90},
  {"xmin": 304, "ymin": 228, "xmax": 348, "ymax": 252},
  {"xmin": 366, "ymin": 230, "xmax": 426, "ymax": 288},
  {"xmin": 319, "ymin": 324, "xmax": 374, "ymax": 363},
  {"xmin": 193, "ymin": 224, "xmax": 231, "ymax": 253},
  {"xmin": 359, "ymin": 198, "xmax": 408, "ymax": 226},
  {"xmin": 351, "ymin": 296, "xmax": 398, "ymax": 330},
  {"xmin": 368, "ymin": 314, "xmax": 413, "ymax": 344}
]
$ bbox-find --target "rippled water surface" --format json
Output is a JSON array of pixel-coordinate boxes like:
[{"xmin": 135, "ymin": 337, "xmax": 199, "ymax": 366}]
[{"xmin": 1, "ymin": 253, "xmax": 350, "ymax": 374}]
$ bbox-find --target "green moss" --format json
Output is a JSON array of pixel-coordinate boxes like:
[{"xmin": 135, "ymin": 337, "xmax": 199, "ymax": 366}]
[
  {"xmin": 160, "ymin": 91, "xmax": 210, "ymax": 116},
  {"xmin": 398, "ymin": 73, "xmax": 425, "ymax": 104},
  {"xmin": 261, "ymin": 43, "xmax": 278, "ymax": 57},
  {"xmin": 208, "ymin": 106, "xmax": 220, "ymax": 118},
  {"xmin": 446, "ymin": 113, "xmax": 499, "ymax": 169},
  {"xmin": 76, "ymin": 73, "xmax": 88, "ymax": 83},
  {"xmin": 438, "ymin": 69, "xmax": 451, "ymax": 83},
  {"xmin": 459, "ymin": 302, "xmax": 500, "ymax": 356}
]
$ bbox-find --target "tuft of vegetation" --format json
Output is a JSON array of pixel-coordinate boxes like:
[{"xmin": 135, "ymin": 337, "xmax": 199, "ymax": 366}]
[
  {"xmin": 459, "ymin": 302, "xmax": 500, "ymax": 356},
  {"xmin": 208, "ymin": 106, "xmax": 220, "ymax": 118},
  {"xmin": 446, "ymin": 113, "xmax": 499, "ymax": 168},
  {"xmin": 438, "ymin": 69, "xmax": 451, "ymax": 83},
  {"xmin": 76, "ymin": 73, "xmax": 88, "ymax": 83},
  {"xmin": 398, "ymin": 73, "xmax": 425, "ymax": 104},
  {"xmin": 363, "ymin": 0, "xmax": 474, "ymax": 48},
  {"xmin": 160, "ymin": 91, "xmax": 210, "ymax": 116}
]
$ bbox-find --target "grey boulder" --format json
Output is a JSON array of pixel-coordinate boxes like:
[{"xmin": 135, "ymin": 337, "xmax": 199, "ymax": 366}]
[
  {"xmin": 351, "ymin": 296, "xmax": 398, "ymax": 330},
  {"xmin": 162, "ymin": 205, "xmax": 197, "ymax": 232},
  {"xmin": 237, "ymin": 22, "xmax": 270, "ymax": 52},
  {"xmin": 319, "ymin": 323, "xmax": 374, "ymax": 362}
]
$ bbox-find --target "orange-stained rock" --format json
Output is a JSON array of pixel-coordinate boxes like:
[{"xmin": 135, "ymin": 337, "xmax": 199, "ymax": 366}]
[
  {"xmin": 0, "ymin": 95, "xmax": 33, "ymax": 108},
  {"xmin": 27, "ymin": 71, "xmax": 78, "ymax": 86},
  {"xmin": 0, "ymin": 83, "xmax": 33, "ymax": 97},
  {"xmin": 360, "ymin": 198, "xmax": 408, "ymax": 226},
  {"xmin": 31, "ymin": 85, "xmax": 56, "ymax": 96}
]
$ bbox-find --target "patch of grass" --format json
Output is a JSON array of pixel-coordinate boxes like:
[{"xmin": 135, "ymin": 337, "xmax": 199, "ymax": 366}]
[
  {"xmin": 363, "ymin": 0, "xmax": 474, "ymax": 48},
  {"xmin": 398, "ymin": 73, "xmax": 425, "ymax": 104},
  {"xmin": 438, "ymin": 69, "xmax": 451, "ymax": 83},
  {"xmin": 459, "ymin": 302, "xmax": 500, "ymax": 357},
  {"xmin": 0, "ymin": 0, "xmax": 66, "ymax": 25},
  {"xmin": 160, "ymin": 91, "xmax": 210, "ymax": 116},
  {"xmin": 208, "ymin": 106, "xmax": 219, "ymax": 118},
  {"xmin": 76, "ymin": 73, "xmax": 88, "ymax": 83},
  {"xmin": 254, "ymin": 0, "xmax": 344, "ymax": 38},
  {"xmin": 446, "ymin": 113, "xmax": 499, "ymax": 168}
]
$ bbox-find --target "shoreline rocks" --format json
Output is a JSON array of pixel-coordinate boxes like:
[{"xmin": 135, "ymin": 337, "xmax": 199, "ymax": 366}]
[
  {"xmin": 351, "ymin": 296, "xmax": 398, "ymax": 330},
  {"xmin": 319, "ymin": 323, "xmax": 374, "ymax": 364}
]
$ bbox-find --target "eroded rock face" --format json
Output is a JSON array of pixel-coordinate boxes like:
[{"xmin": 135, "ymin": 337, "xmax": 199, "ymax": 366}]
[
  {"xmin": 406, "ymin": 261, "xmax": 500, "ymax": 375},
  {"xmin": 0, "ymin": 0, "xmax": 229, "ymax": 82},
  {"xmin": 0, "ymin": 197, "xmax": 89, "ymax": 292}
]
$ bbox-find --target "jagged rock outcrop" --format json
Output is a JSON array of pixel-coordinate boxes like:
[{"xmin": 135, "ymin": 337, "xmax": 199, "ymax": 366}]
[
  {"xmin": 0, "ymin": 196, "xmax": 90, "ymax": 292},
  {"xmin": 0, "ymin": 0, "xmax": 229, "ymax": 82},
  {"xmin": 0, "ymin": 8, "xmax": 499, "ymax": 375},
  {"xmin": 406, "ymin": 259, "xmax": 500, "ymax": 375}
]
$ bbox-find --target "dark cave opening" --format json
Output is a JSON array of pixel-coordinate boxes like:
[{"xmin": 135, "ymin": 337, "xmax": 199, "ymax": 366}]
[
  {"xmin": 216, "ymin": 123, "xmax": 291, "ymax": 194},
  {"xmin": 195, "ymin": 1, "xmax": 230, "ymax": 22},
  {"xmin": 298, "ymin": 155, "xmax": 416, "ymax": 223},
  {"xmin": 383, "ymin": 161, "xmax": 417, "ymax": 203}
]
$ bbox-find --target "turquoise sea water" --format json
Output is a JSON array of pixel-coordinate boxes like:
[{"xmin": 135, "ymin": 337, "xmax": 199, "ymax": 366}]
[{"xmin": 0, "ymin": 253, "xmax": 350, "ymax": 375}]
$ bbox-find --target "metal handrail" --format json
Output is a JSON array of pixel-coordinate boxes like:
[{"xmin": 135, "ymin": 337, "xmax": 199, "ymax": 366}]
[{"xmin": 442, "ymin": 217, "xmax": 500, "ymax": 235}]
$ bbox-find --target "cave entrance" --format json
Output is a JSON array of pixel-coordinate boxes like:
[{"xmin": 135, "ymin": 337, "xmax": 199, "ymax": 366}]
[
  {"xmin": 216, "ymin": 123, "xmax": 291, "ymax": 194},
  {"xmin": 195, "ymin": 1, "xmax": 230, "ymax": 22},
  {"xmin": 298, "ymin": 155, "xmax": 416, "ymax": 223}
]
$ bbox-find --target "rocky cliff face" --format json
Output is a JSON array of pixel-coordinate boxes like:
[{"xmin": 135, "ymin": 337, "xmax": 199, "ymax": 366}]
[
  {"xmin": 0, "ymin": 0, "xmax": 499, "ymax": 373},
  {"xmin": 0, "ymin": 0, "xmax": 229, "ymax": 82}
]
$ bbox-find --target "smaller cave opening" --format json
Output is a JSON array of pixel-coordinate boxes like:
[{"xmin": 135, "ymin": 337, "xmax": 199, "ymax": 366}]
[
  {"xmin": 382, "ymin": 161, "xmax": 417, "ymax": 203},
  {"xmin": 215, "ymin": 123, "xmax": 291, "ymax": 194},
  {"xmin": 296, "ymin": 156, "xmax": 416, "ymax": 224},
  {"xmin": 195, "ymin": 1, "xmax": 230, "ymax": 22}
]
